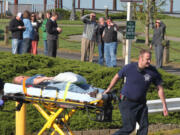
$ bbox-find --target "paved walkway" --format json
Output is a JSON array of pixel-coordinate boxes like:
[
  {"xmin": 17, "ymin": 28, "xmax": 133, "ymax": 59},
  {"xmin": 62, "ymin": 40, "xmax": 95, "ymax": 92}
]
[
  {"xmin": 138, "ymin": 33, "xmax": 180, "ymax": 42},
  {"xmin": 61, "ymin": 21, "xmax": 180, "ymax": 42},
  {"xmin": 0, "ymin": 45, "xmax": 180, "ymax": 76}
]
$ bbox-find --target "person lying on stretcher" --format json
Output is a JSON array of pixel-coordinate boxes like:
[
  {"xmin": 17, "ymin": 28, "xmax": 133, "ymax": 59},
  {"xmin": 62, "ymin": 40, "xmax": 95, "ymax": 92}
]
[
  {"xmin": 13, "ymin": 73, "xmax": 101, "ymax": 97},
  {"xmin": 13, "ymin": 74, "xmax": 54, "ymax": 85}
]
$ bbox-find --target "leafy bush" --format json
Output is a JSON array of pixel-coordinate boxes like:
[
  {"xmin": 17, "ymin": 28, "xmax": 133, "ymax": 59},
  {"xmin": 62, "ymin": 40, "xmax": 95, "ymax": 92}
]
[
  {"xmin": 0, "ymin": 52, "xmax": 180, "ymax": 134},
  {"xmin": 52, "ymin": 8, "xmax": 71, "ymax": 20},
  {"xmin": 52, "ymin": 8, "xmax": 127, "ymax": 20},
  {"xmin": 109, "ymin": 12, "xmax": 127, "ymax": 20}
]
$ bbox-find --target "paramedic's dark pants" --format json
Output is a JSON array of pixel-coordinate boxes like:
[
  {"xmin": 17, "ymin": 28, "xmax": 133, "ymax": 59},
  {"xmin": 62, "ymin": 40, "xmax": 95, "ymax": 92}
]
[
  {"xmin": 47, "ymin": 40, "xmax": 57, "ymax": 57},
  {"xmin": 113, "ymin": 100, "xmax": 148, "ymax": 135}
]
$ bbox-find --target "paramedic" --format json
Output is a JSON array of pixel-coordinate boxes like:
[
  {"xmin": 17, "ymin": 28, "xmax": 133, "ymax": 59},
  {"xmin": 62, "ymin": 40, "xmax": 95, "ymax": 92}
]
[
  {"xmin": 103, "ymin": 49, "xmax": 168, "ymax": 135},
  {"xmin": 13, "ymin": 74, "xmax": 53, "ymax": 85}
]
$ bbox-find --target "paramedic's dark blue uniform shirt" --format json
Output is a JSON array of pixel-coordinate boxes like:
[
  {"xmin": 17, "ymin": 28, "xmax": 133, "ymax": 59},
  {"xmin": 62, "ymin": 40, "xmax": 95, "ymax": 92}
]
[{"xmin": 118, "ymin": 62, "xmax": 162, "ymax": 102}]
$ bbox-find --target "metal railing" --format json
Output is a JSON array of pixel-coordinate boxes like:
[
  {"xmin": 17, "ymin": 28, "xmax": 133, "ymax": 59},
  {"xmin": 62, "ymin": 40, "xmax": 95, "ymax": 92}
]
[
  {"xmin": 147, "ymin": 98, "xmax": 180, "ymax": 113},
  {"xmin": 135, "ymin": 98, "xmax": 180, "ymax": 132}
]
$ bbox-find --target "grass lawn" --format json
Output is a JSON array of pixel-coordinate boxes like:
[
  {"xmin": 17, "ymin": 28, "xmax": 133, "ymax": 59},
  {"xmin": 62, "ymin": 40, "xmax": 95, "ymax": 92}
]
[
  {"xmin": 149, "ymin": 129, "xmax": 180, "ymax": 135},
  {"xmin": 136, "ymin": 18, "xmax": 180, "ymax": 37},
  {"xmin": 0, "ymin": 18, "xmax": 180, "ymax": 65}
]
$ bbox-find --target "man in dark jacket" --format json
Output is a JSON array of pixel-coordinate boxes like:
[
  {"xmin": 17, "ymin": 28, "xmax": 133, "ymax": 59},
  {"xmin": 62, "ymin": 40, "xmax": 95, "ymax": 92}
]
[
  {"xmin": 9, "ymin": 12, "xmax": 25, "ymax": 54},
  {"xmin": 103, "ymin": 18, "xmax": 118, "ymax": 67},
  {"xmin": 46, "ymin": 12, "xmax": 62, "ymax": 57}
]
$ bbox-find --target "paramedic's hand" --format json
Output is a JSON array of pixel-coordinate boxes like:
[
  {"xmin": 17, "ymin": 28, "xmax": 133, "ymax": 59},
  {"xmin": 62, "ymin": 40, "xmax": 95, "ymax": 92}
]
[
  {"xmin": 163, "ymin": 106, "xmax": 168, "ymax": 116},
  {"xmin": 103, "ymin": 88, "xmax": 110, "ymax": 94}
]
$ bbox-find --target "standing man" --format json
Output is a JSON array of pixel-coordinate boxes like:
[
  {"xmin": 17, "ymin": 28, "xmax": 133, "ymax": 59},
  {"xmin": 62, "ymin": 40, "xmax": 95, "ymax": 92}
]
[
  {"xmin": 46, "ymin": 12, "xmax": 62, "ymax": 57},
  {"xmin": 104, "ymin": 49, "xmax": 168, "ymax": 135},
  {"xmin": 150, "ymin": 19, "xmax": 166, "ymax": 68},
  {"xmin": 81, "ymin": 13, "xmax": 98, "ymax": 62},
  {"xmin": 97, "ymin": 17, "xmax": 106, "ymax": 65},
  {"xmin": 41, "ymin": 11, "xmax": 51, "ymax": 56},
  {"xmin": 103, "ymin": 18, "xmax": 118, "ymax": 67},
  {"xmin": 9, "ymin": 12, "xmax": 25, "ymax": 54}
]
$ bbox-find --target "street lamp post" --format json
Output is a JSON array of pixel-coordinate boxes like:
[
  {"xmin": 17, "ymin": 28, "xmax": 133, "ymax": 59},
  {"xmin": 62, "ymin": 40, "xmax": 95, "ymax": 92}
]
[{"xmin": 125, "ymin": 2, "xmax": 132, "ymax": 65}]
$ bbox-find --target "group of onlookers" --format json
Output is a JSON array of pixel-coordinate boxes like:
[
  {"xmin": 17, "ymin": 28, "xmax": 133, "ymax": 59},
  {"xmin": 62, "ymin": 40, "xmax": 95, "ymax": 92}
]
[
  {"xmin": 81, "ymin": 12, "xmax": 166, "ymax": 68},
  {"xmin": 9, "ymin": 11, "xmax": 39, "ymax": 55},
  {"xmin": 9, "ymin": 11, "xmax": 62, "ymax": 57},
  {"xmin": 81, "ymin": 13, "xmax": 118, "ymax": 67},
  {"xmin": 9, "ymin": 11, "xmax": 165, "ymax": 68}
]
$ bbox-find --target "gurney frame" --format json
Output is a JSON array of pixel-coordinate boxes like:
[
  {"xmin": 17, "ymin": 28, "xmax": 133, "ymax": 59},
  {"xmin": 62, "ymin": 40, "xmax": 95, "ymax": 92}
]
[{"xmin": 3, "ymin": 94, "xmax": 104, "ymax": 135}]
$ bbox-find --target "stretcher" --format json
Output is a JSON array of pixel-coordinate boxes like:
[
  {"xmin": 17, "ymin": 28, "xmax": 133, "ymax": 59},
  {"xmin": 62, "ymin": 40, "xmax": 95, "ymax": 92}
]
[{"xmin": 2, "ymin": 81, "xmax": 114, "ymax": 135}]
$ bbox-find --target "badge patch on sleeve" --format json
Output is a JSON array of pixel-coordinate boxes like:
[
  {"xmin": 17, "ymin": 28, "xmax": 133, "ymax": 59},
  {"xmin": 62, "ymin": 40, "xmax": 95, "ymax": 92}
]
[{"xmin": 144, "ymin": 74, "xmax": 151, "ymax": 81}]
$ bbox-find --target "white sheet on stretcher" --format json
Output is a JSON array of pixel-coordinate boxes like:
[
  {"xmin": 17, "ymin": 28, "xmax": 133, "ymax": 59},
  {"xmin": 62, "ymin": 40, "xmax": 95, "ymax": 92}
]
[{"xmin": 4, "ymin": 83, "xmax": 104, "ymax": 102}]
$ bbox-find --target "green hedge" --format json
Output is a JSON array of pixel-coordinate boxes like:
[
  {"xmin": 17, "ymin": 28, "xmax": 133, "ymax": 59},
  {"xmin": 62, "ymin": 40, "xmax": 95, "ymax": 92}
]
[
  {"xmin": 0, "ymin": 52, "xmax": 180, "ymax": 134},
  {"xmin": 50, "ymin": 8, "xmax": 127, "ymax": 20}
]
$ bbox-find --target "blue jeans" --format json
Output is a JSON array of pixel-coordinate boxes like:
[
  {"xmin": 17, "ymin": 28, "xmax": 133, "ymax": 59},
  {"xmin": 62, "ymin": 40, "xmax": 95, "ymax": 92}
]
[
  {"xmin": 98, "ymin": 43, "xmax": 104, "ymax": 65},
  {"xmin": 44, "ymin": 40, "xmax": 48, "ymax": 56},
  {"xmin": 113, "ymin": 100, "xmax": 148, "ymax": 135},
  {"xmin": 22, "ymin": 38, "xmax": 31, "ymax": 54},
  {"xmin": 104, "ymin": 42, "xmax": 117, "ymax": 67},
  {"xmin": 12, "ymin": 39, "xmax": 23, "ymax": 54}
]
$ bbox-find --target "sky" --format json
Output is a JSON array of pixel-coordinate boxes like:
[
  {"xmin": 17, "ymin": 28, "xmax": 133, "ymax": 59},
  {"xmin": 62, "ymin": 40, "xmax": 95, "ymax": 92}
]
[{"xmin": 7, "ymin": 0, "xmax": 180, "ymax": 12}]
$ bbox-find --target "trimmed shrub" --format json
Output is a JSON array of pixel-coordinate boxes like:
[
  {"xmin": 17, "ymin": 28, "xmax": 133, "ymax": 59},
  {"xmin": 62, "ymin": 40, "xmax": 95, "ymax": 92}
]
[{"xmin": 0, "ymin": 52, "xmax": 180, "ymax": 134}]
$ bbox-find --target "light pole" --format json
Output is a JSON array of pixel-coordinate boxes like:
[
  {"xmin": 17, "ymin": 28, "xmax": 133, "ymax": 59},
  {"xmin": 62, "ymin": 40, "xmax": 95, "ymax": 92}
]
[{"xmin": 125, "ymin": 2, "xmax": 132, "ymax": 65}]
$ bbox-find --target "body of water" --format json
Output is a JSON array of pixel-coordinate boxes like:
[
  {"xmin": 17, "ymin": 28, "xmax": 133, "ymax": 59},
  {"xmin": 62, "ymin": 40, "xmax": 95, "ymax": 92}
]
[{"xmin": 5, "ymin": 0, "xmax": 180, "ymax": 13}]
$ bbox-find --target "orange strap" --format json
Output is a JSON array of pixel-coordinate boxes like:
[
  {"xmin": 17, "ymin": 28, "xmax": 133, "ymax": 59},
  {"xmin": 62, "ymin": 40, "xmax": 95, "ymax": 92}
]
[{"xmin": 23, "ymin": 78, "xmax": 27, "ymax": 95}]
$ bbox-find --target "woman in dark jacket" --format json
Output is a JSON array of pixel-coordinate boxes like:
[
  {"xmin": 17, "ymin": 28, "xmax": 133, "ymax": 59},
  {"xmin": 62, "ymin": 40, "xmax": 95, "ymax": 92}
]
[
  {"xmin": 150, "ymin": 20, "xmax": 166, "ymax": 68},
  {"xmin": 30, "ymin": 13, "xmax": 40, "ymax": 55}
]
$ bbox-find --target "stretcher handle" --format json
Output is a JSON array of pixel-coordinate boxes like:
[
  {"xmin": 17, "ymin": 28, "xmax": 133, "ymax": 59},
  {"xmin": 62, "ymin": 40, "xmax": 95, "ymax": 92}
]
[
  {"xmin": 0, "ymin": 102, "xmax": 23, "ymax": 112},
  {"xmin": 16, "ymin": 102, "xmax": 23, "ymax": 111}
]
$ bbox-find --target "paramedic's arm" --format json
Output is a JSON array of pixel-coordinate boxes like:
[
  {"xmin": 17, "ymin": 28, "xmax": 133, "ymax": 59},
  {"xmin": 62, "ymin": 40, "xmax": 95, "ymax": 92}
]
[
  {"xmin": 33, "ymin": 77, "xmax": 53, "ymax": 85},
  {"xmin": 103, "ymin": 74, "xmax": 120, "ymax": 94},
  {"xmin": 157, "ymin": 85, "xmax": 168, "ymax": 116}
]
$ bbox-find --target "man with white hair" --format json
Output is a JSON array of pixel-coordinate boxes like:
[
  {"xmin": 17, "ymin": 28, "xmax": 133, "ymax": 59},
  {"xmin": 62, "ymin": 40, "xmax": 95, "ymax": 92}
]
[
  {"xmin": 81, "ymin": 13, "xmax": 98, "ymax": 62},
  {"xmin": 9, "ymin": 12, "xmax": 25, "ymax": 54}
]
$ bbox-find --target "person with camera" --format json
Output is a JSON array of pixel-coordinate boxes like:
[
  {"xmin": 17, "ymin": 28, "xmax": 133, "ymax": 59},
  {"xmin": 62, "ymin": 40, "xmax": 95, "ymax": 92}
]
[
  {"xmin": 150, "ymin": 19, "xmax": 166, "ymax": 68},
  {"xmin": 81, "ymin": 13, "xmax": 98, "ymax": 62},
  {"xmin": 102, "ymin": 17, "xmax": 118, "ymax": 67},
  {"xmin": 104, "ymin": 49, "xmax": 168, "ymax": 135}
]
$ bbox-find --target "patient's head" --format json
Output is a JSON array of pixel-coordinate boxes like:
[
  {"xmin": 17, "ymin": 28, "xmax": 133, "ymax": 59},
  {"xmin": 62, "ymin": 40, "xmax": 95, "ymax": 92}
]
[{"xmin": 13, "ymin": 76, "xmax": 28, "ymax": 84}]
